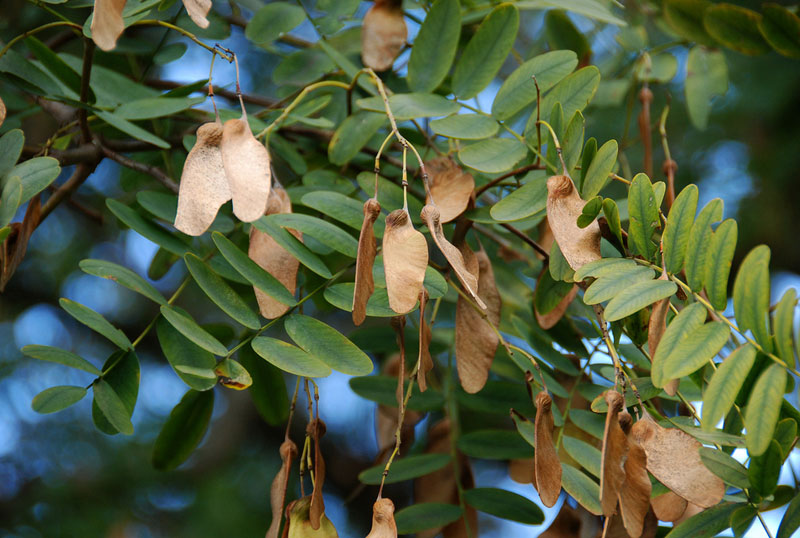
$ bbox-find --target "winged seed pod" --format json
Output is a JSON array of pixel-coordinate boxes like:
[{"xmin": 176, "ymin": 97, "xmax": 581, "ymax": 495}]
[
  {"xmin": 182, "ymin": 0, "xmax": 211, "ymax": 28},
  {"xmin": 266, "ymin": 439, "xmax": 298, "ymax": 538},
  {"xmin": 647, "ymin": 271, "xmax": 679, "ymax": 395},
  {"xmin": 538, "ymin": 504, "xmax": 601, "ymax": 538},
  {"xmin": 353, "ymin": 198, "xmax": 381, "ymax": 325},
  {"xmin": 650, "ymin": 490, "xmax": 687, "ymax": 522},
  {"xmin": 382, "ymin": 209, "xmax": 428, "ymax": 314},
  {"xmin": 417, "ymin": 290, "xmax": 434, "ymax": 392},
  {"xmin": 284, "ymin": 496, "xmax": 338, "ymax": 538},
  {"xmin": 425, "ymin": 157, "xmax": 475, "ymax": 223},
  {"xmin": 361, "ymin": 0, "xmax": 407, "ymax": 71},
  {"xmin": 546, "ymin": 175, "xmax": 601, "ymax": 271},
  {"xmin": 0, "ymin": 95, "xmax": 6, "ymax": 128},
  {"xmin": 455, "ymin": 244, "xmax": 501, "ymax": 393},
  {"xmin": 618, "ymin": 411, "xmax": 651, "ymax": 538},
  {"xmin": 249, "ymin": 188, "xmax": 300, "ymax": 318},
  {"xmin": 174, "ymin": 121, "xmax": 231, "ymax": 236},
  {"xmin": 365, "ymin": 498, "xmax": 397, "ymax": 538},
  {"xmin": 220, "ymin": 116, "xmax": 271, "ymax": 222},
  {"xmin": 534, "ymin": 391, "xmax": 562, "ymax": 507},
  {"xmin": 508, "ymin": 458, "xmax": 536, "ymax": 484},
  {"xmin": 534, "ymin": 270, "xmax": 578, "ymax": 330},
  {"xmin": 600, "ymin": 391, "xmax": 628, "ymax": 517},
  {"xmin": 631, "ymin": 412, "xmax": 724, "ymax": 508},
  {"xmin": 91, "ymin": 0, "xmax": 126, "ymax": 51},
  {"xmin": 308, "ymin": 419, "xmax": 327, "ymax": 530}
]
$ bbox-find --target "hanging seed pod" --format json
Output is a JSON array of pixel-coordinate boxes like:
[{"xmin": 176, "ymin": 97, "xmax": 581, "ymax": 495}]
[
  {"xmin": 249, "ymin": 188, "xmax": 300, "ymax": 318},
  {"xmin": 422, "ymin": 205, "xmax": 484, "ymax": 309},
  {"xmin": 600, "ymin": 391, "xmax": 628, "ymax": 517},
  {"xmin": 546, "ymin": 175, "xmax": 601, "ymax": 271},
  {"xmin": 91, "ymin": 0, "xmax": 126, "ymax": 51},
  {"xmin": 417, "ymin": 290, "xmax": 434, "ymax": 392},
  {"xmin": 673, "ymin": 502, "xmax": 703, "ymax": 526},
  {"xmin": 366, "ymin": 498, "xmax": 397, "ymax": 538},
  {"xmin": 0, "ymin": 95, "xmax": 6, "ymax": 128},
  {"xmin": 425, "ymin": 157, "xmax": 475, "ymax": 223},
  {"xmin": 361, "ymin": 0, "xmax": 407, "ymax": 71},
  {"xmin": 534, "ymin": 391, "xmax": 562, "ymax": 507},
  {"xmin": 181, "ymin": 0, "xmax": 211, "ymax": 28},
  {"xmin": 539, "ymin": 504, "xmax": 601, "ymax": 538},
  {"xmin": 508, "ymin": 458, "xmax": 536, "ymax": 484},
  {"xmin": 648, "ymin": 272, "xmax": 679, "ymax": 395},
  {"xmin": 353, "ymin": 198, "xmax": 381, "ymax": 325},
  {"xmin": 382, "ymin": 209, "xmax": 428, "ymax": 314},
  {"xmin": 266, "ymin": 439, "xmax": 298, "ymax": 538},
  {"xmin": 283, "ymin": 496, "xmax": 339, "ymax": 538},
  {"xmin": 308, "ymin": 418, "xmax": 327, "ymax": 530},
  {"xmin": 603, "ymin": 509, "xmax": 658, "ymax": 538},
  {"xmin": 174, "ymin": 121, "xmax": 231, "ymax": 236},
  {"xmin": 534, "ymin": 267, "xmax": 579, "ymax": 330},
  {"xmin": 455, "ymin": 244, "xmax": 501, "ymax": 394},
  {"xmin": 650, "ymin": 490, "xmax": 687, "ymax": 522},
  {"xmin": 618, "ymin": 411, "xmax": 651, "ymax": 538},
  {"xmin": 220, "ymin": 116, "xmax": 271, "ymax": 222},
  {"xmin": 631, "ymin": 412, "xmax": 724, "ymax": 508}
]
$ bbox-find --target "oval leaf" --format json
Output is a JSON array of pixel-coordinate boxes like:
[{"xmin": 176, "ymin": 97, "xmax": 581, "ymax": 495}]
[
  {"xmin": 251, "ymin": 336, "xmax": 332, "ymax": 378},
  {"xmin": 284, "ymin": 314, "xmax": 373, "ymax": 376},
  {"xmin": 31, "ymin": 385, "xmax": 87, "ymax": 414},
  {"xmin": 152, "ymin": 389, "xmax": 214, "ymax": 470}
]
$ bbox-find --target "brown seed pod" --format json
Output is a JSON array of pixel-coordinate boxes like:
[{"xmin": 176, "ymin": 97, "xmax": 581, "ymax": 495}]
[
  {"xmin": 353, "ymin": 198, "xmax": 381, "ymax": 326},
  {"xmin": 546, "ymin": 175, "xmax": 601, "ymax": 271},
  {"xmin": 366, "ymin": 498, "xmax": 397, "ymax": 538},
  {"xmin": 174, "ymin": 121, "xmax": 231, "ymax": 236},
  {"xmin": 648, "ymin": 271, "xmax": 679, "ymax": 395},
  {"xmin": 602, "ymin": 509, "xmax": 658, "ymax": 538},
  {"xmin": 534, "ymin": 267, "xmax": 579, "ymax": 330},
  {"xmin": 283, "ymin": 496, "xmax": 339, "ymax": 538},
  {"xmin": 0, "ymin": 95, "xmax": 6, "ymax": 128},
  {"xmin": 455, "ymin": 244, "xmax": 501, "ymax": 394},
  {"xmin": 424, "ymin": 157, "xmax": 475, "ymax": 224},
  {"xmin": 422, "ymin": 204, "xmax": 485, "ymax": 310},
  {"xmin": 91, "ymin": 0, "xmax": 126, "ymax": 51},
  {"xmin": 600, "ymin": 391, "xmax": 628, "ymax": 517},
  {"xmin": 382, "ymin": 209, "xmax": 428, "ymax": 314},
  {"xmin": 650, "ymin": 490, "xmax": 687, "ymax": 522},
  {"xmin": 266, "ymin": 439, "xmax": 298, "ymax": 538},
  {"xmin": 307, "ymin": 418, "xmax": 327, "ymax": 530},
  {"xmin": 673, "ymin": 502, "xmax": 703, "ymax": 526},
  {"xmin": 508, "ymin": 458, "xmax": 536, "ymax": 484},
  {"xmin": 618, "ymin": 411, "xmax": 651, "ymax": 538},
  {"xmin": 361, "ymin": 0, "xmax": 407, "ymax": 71},
  {"xmin": 417, "ymin": 290, "xmax": 434, "ymax": 392},
  {"xmin": 631, "ymin": 412, "xmax": 724, "ymax": 508},
  {"xmin": 249, "ymin": 188, "xmax": 300, "ymax": 318},
  {"xmin": 538, "ymin": 504, "xmax": 601, "ymax": 538},
  {"xmin": 181, "ymin": 0, "xmax": 211, "ymax": 28},
  {"xmin": 534, "ymin": 392, "xmax": 562, "ymax": 507},
  {"xmin": 220, "ymin": 116, "xmax": 271, "ymax": 222}
]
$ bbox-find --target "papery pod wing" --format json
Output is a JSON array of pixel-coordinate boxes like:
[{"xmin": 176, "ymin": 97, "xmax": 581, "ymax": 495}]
[
  {"xmin": 534, "ymin": 267, "xmax": 578, "ymax": 330},
  {"xmin": 361, "ymin": 0, "xmax": 407, "ymax": 71},
  {"xmin": 546, "ymin": 175, "xmax": 601, "ymax": 271},
  {"xmin": 417, "ymin": 290, "xmax": 434, "ymax": 392},
  {"xmin": 285, "ymin": 496, "xmax": 338, "ymax": 538},
  {"xmin": 353, "ymin": 199, "xmax": 381, "ymax": 325},
  {"xmin": 308, "ymin": 419, "xmax": 327, "ymax": 530},
  {"xmin": 538, "ymin": 504, "xmax": 601, "ymax": 538},
  {"xmin": 0, "ymin": 96, "xmax": 6, "ymax": 128},
  {"xmin": 267, "ymin": 439, "xmax": 298, "ymax": 538},
  {"xmin": 425, "ymin": 157, "xmax": 474, "ymax": 223},
  {"xmin": 602, "ymin": 509, "xmax": 657, "ymax": 538},
  {"xmin": 534, "ymin": 392, "xmax": 562, "ymax": 507},
  {"xmin": 508, "ymin": 458, "xmax": 535, "ymax": 484},
  {"xmin": 600, "ymin": 391, "xmax": 627, "ymax": 517},
  {"xmin": 651, "ymin": 490, "xmax": 687, "ymax": 522},
  {"xmin": 672, "ymin": 502, "xmax": 703, "ymax": 526},
  {"xmin": 382, "ymin": 209, "xmax": 428, "ymax": 314},
  {"xmin": 182, "ymin": 0, "xmax": 211, "ymax": 28},
  {"xmin": 365, "ymin": 498, "xmax": 397, "ymax": 538},
  {"xmin": 618, "ymin": 411, "xmax": 651, "ymax": 538},
  {"xmin": 648, "ymin": 271, "xmax": 679, "ymax": 395},
  {"xmin": 91, "ymin": 0, "xmax": 126, "ymax": 51},
  {"xmin": 221, "ymin": 116, "xmax": 271, "ymax": 222}
]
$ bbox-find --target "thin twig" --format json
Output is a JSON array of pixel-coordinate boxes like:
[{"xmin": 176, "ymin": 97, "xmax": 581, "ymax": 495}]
[
  {"xmin": 78, "ymin": 38, "xmax": 95, "ymax": 144},
  {"xmin": 474, "ymin": 163, "xmax": 545, "ymax": 198},
  {"xmin": 100, "ymin": 145, "xmax": 179, "ymax": 193},
  {"xmin": 499, "ymin": 223, "xmax": 549, "ymax": 259}
]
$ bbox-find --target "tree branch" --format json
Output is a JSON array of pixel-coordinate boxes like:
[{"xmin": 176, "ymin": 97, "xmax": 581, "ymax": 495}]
[
  {"xmin": 500, "ymin": 223, "xmax": 549, "ymax": 259},
  {"xmin": 145, "ymin": 79, "xmax": 279, "ymax": 108},
  {"xmin": 100, "ymin": 145, "xmax": 179, "ymax": 193},
  {"xmin": 38, "ymin": 162, "xmax": 96, "ymax": 223}
]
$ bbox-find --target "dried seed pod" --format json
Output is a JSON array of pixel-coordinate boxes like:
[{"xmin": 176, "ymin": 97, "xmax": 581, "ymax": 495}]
[
  {"xmin": 422, "ymin": 204, "xmax": 485, "ymax": 309},
  {"xmin": 0, "ymin": 95, "xmax": 6, "ymax": 128},
  {"xmin": 353, "ymin": 198, "xmax": 381, "ymax": 325},
  {"xmin": 546, "ymin": 175, "xmax": 601, "ymax": 271},
  {"xmin": 249, "ymin": 188, "xmax": 300, "ymax": 318},
  {"xmin": 174, "ymin": 121, "xmax": 231, "ymax": 236},
  {"xmin": 266, "ymin": 439, "xmax": 298, "ymax": 538},
  {"xmin": 307, "ymin": 418, "xmax": 328, "ymax": 530},
  {"xmin": 618, "ymin": 411, "xmax": 651, "ymax": 538},
  {"xmin": 91, "ymin": 0, "xmax": 126, "ymax": 51},
  {"xmin": 538, "ymin": 504, "xmax": 601, "ymax": 538},
  {"xmin": 534, "ymin": 267, "xmax": 579, "ymax": 330},
  {"xmin": 284, "ymin": 496, "xmax": 339, "ymax": 538},
  {"xmin": 631, "ymin": 412, "xmax": 724, "ymax": 508},
  {"xmin": 673, "ymin": 502, "xmax": 703, "ymax": 526},
  {"xmin": 534, "ymin": 391, "xmax": 562, "ymax": 507},
  {"xmin": 603, "ymin": 509, "xmax": 658, "ymax": 538},
  {"xmin": 508, "ymin": 458, "xmax": 536, "ymax": 484},
  {"xmin": 417, "ymin": 290, "xmax": 434, "ymax": 392},
  {"xmin": 382, "ymin": 209, "xmax": 428, "ymax": 314},
  {"xmin": 648, "ymin": 272, "xmax": 679, "ymax": 395},
  {"xmin": 220, "ymin": 116, "xmax": 271, "ymax": 222},
  {"xmin": 182, "ymin": 0, "xmax": 211, "ymax": 28},
  {"xmin": 455, "ymin": 244, "xmax": 501, "ymax": 393},
  {"xmin": 650, "ymin": 490, "xmax": 687, "ymax": 522},
  {"xmin": 361, "ymin": 0, "xmax": 407, "ymax": 71},
  {"xmin": 600, "ymin": 391, "xmax": 628, "ymax": 517},
  {"xmin": 366, "ymin": 498, "xmax": 397, "ymax": 538},
  {"xmin": 425, "ymin": 157, "xmax": 475, "ymax": 223}
]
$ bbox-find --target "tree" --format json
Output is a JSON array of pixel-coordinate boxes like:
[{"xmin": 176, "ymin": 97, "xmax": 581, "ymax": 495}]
[{"xmin": 1, "ymin": 0, "xmax": 800, "ymax": 536}]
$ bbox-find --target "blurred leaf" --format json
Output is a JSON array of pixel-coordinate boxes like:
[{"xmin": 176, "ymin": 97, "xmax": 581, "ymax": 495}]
[
  {"xmin": 96, "ymin": 111, "xmax": 170, "ymax": 148},
  {"xmin": 703, "ymin": 4, "xmax": 770, "ymax": 56},
  {"xmin": 245, "ymin": 3, "xmax": 305, "ymax": 45},
  {"xmin": 285, "ymin": 314, "xmax": 373, "ymax": 376},
  {"xmin": 31, "ymin": 385, "xmax": 87, "ymax": 414},
  {"xmin": 106, "ymin": 199, "xmax": 191, "ymax": 256},
  {"xmin": 778, "ymin": 491, "xmax": 800, "ymax": 538},
  {"xmin": 0, "ymin": 175, "xmax": 21, "ymax": 227},
  {"xmin": 349, "ymin": 375, "xmax": 444, "ymax": 411},
  {"xmin": 749, "ymin": 439, "xmax": 781, "ymax": 497},
  {"xmin": 407, "ymin": 0, "xmax": 461, "ymax": 92},
  {"xmin": 517, "ymin": 0, "xmax": 626, "ymax": 26},
  {"xmin": 152, "ymin": 389, "xmax": 214, "ymax": 470},
  {"xmin": 773, "ymin": 288, "xmax": 797, "ymax": 367},
  {"xmin": 22, "ymin": 344, "xmax": 101, "ymax": 375},
  {"xmin": 456, "ymin": 430, "xmax": 531, "ymax": 460},
  {"xmin": 759, "ymin": 3, "xmax": 800, "ymax": 59},
  {"xmin": 463, "ymin": 487, "xmax": 544, "ymax": 524},
  {"xmin": 238, "ymin": 344, "xmax": 288, "ymax": 426},
  {"xmin": 115, "ymin": 96, "xmax": 204, "ymax": 120},
  {"xmin": 359, "ymin": 454, "xmax": 451, "ymax": 485},
  {"xmin": 634, "ymin": 53, "xmax": 678, "ymax": 83},
  {"xmin": 0, "ymin": 129, "xmax": 24, "ymax": 177},
  {"xmin": 327, "ymin": 111, "xmax": 385, "ymax": 166},
  {"xmin": 545, "ymin": 10, "xmax": 590, "ymax": 61},
  {"xmin": 685, "ymin": 46, "xmax": 728, "ymax": 130},
  {"xmin": 663, "ymin": 0, "xmax": 716, "ymax": 46},
  {"xmin": 25, "ymin": 36, "xmax": 88, "ymax": 100},
  {"xmin": 395, "ymin": 503, "xmax": 463, "ymax": 534}
]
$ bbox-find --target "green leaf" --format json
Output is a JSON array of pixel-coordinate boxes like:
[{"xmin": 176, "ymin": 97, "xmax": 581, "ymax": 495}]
[
  {"xmin": 778, "ymin": 491, "xmax": 800, "ymax": 538},
  {"xmin": 324, "ymin": 283, "xmax": 396, "ymax": 317},
  {"xmin": 773, "ymin": 288, "xmax": 796, "ymax": 367},
  {"xmin": 634, "ymin": 52, "xmax": 679, "ymax": 83},
  {"xmin": 703, "ymin": 4, "xmax": 770, "ymax": 56},
  {"xmin": 359, "ymin": 453, "xmax": 451, "ymax": 485},
  {"xmin": 408, "ymin": 0, "xmax": 461, "ymax": 91},
  {"xmin": 22, "ymin": 344, "xmax": 101, "ymax": 375},
  {"xmin": 745, "ymin": 363, "xmax": 787, "ymax": 456},
  {"xmin": 152, "ymin": 389, "xmax": 214, "ymax": 470},
  {"xmin": 284, "ymin": 314, "xmax": 373, "ymax": 376},
  {"xmin": 301, "ymin": 190, "xmax": 385, "ymax": 235},
  {"xmin": 528, "ymin": 66, "xmax": 600, "ymax": 135},
  {"xmin": 458, "ymin": 138, "xmax": 528, "ymax": 174},
  {"xmin": 395, "ymin": 503, "xmax": 463, "ymax": 535},
  {"xmin": 651, "ymin": 302, "xmax": 706, "ymax": 385},
  {"xmin": 31, "ymin": 385, "xmax": 87, "ymax": 414},
  {"xmin": 563, "ymin": 110, "xmax": 585, "ymax": 173},
  {"xmin": 560, "ymin": 463, "xmax": 602, "ymax": 515},
  {"xmin": 662, "ymin": 184, "xmax": 699, "ymax": 274},
  {"xmin": 155, "ymin": 318, "xmax": 217, "ymax": 391},
  {"xmin": 266, "ymin": 213, "xmax": 357, "ymax": 258},
  {"xmin": 663, "ymin": 0, "xmax": 716, "ymax": 46},
  {"xmin": 577, "ymin": 196, "xmax": 602, "ymax": 228},
  {"xmin": 698, "ymin": 447, "xmax": 749, "ymax": 489},
  {"xmin": 580, "ymin": 139, "xmax": 617, "ymax": 199},
  {"xmin": 430, "ymin": 114, "xmax": 499, "ymax": 140},
  {"xmin": 237, "ymin": 344, "xmax": 288, "ymax": 426},
  {"xmin": 245, "ymin": 2, "xmax": 305, "ymax": 44},
  {"xmin": 548, "ymin": 242, "xmax": 575, "ymax": 282},
  {"xmin": 184, "ymin": 253, "xmax": 260, "ymax": 330},
  {"xmin": 575, "ymin": 257, "xmax": 637, "ymax": 281},
  {"xmin": 115, "ymin": 96, "xmax": 204, "ymax": 120},
  {"xmin": 562, "ymin": 436, "xmax": 601, "ymax": 478},
  {"xmin": 733, "ymin": 245, "xmax": 772, "ymax": 353},
  {"xmin": 704, "ymin": 219, "xmax": 738, "ymax": 311},
  {"xmin": 458, "ymin": 380, "xmax": 537, "ymax": 417},
  {"xmin": 666, "ymin": 502, "xmax": 737, "ymax": 538},
  {"xmin": 774, "ymin": 418, "xmax": 797, "ymax": 457},
  {"xmin": 659, "ymin": 321, "xmax": 730, "ymax": 382},
  {"xmin": 10, "ymin": 156, "xmax": 60, "ymax": 204},
  {"xmin": 93, "ymin": 379, "xmax": 134, "ymax": 435},
  {"xmin": 79, "ymin": 258, "xmax": 167, "ymax": 305},
  {"xmin": 684, "ymin": 198, "xmax": 723, "ymax": 291},
  {"xmin": 701, "ymin": 344, "xmax": 757, "ymax": 431},
  {"xmin": 160, "ymin": 305, "xmax": 228, "ymax": 356},
  {"xmin": 489, "ymin": 171, "xmax": 547, "ymax": 222},
  {"xmin": 545, "ymin": 10, "xmax": 590, "ymax": 61},
  {"xmin": 214, "ymin": 358, "xmax": 252, "ymax": 390},
  {"xmin": 685, "ymin": 46, "xmax": 728, "ymax": 131},
  {"xmin": 59, "ymin": 298, "xmax": 132, "ymax": 350},
  {"xmin": 25, "ymin": 36, "xmax": 87, "ymax": 99},
  {"xmin": 463, "ymin": 488, "xmax": 544, "ymax": 525},
  {"xmin": 457, "ymin": 430, "xmax": 531, "ymax": 460},
  {"xmin": 517, "ymin": 0, "xmax": 627, "ymax": 26},
  {"xmin": 602, "ymin": 279, "xmax": 677, "ymax": 322},
  {"xmin": 627, "ymin": 173, "xmax": 659, "ymax": 259},
  {"xmin": 0, "ymin": 129, "xmax": 24, "ymax": 178},
  {"xmin": 452, "ymin": 3, "xmax": 520, "ymax": 99},
  {"xmin": 759, "ymin": 3, "xmax": 800, "ymax": 59},
  {"xmin": 748, "ymin": 439, "xmax": 781, "ymax": 497},
  {"xmin": 251, "ymin": 336, "xmax": 331, "ymax": 378},
  {"xmin": 252, "ymin": 218, "xmax": 332, "ymax": 278},
  {"xmin": 96, "ymin": 111, "xmax": 170, "ymax": 148},
  {"xmin": 0, "ymin": 175, "xmax": 21, "ymax": 227},
  {"xmin": 349, "ymin": 375, "xmax": 444, "ymax": 412},
  {"xmin": 327, "ymin": 111, "xmax": 386, "ymax": 165},
  {"xmin": 491, "ymin": 50, "xmax": 578, "ymax": 121},
  {"xmin": 568, "ymin": 409, "xmax": 605, "ymax": 440},
  {"xmin": 583, "ymin": 265, "xmax": 655, "ymax": 305},
  {"xmin": 534, "ymin": 269, "xmax": 575, "ymax": 316},
  {"xmin": 106, "ymin": 199, "xmax": 190, "ymax": 257},
  {"xmin": 357, "ymin": 93, "xmax": 460, "ymax": 120}
]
